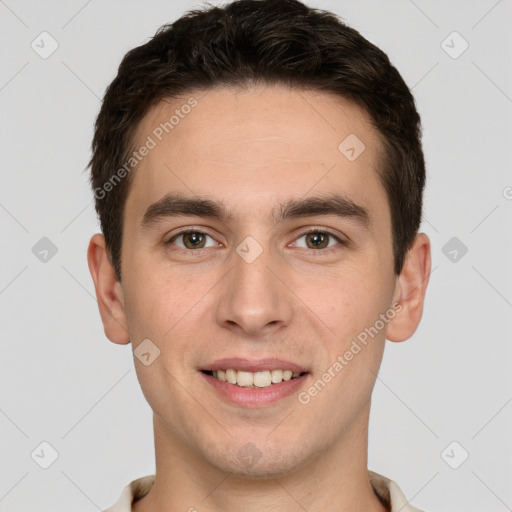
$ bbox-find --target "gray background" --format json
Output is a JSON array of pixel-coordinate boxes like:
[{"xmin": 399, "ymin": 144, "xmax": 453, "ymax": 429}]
[{"xmin": 1, "ymin": 0, "xmax": 511, "ymax": 510}]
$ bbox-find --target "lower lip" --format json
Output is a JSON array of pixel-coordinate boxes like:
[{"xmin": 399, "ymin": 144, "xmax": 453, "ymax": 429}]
[{"xmin": 201, "ymin": 372, "xmax": 308, "ymax": 407}]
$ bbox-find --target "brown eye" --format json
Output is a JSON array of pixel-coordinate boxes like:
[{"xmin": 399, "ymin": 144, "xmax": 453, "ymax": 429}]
[
  {"xmin": 292, "ymin": 230, "xmax": 341, "ymax": 250},
  {"xmin": 182, "ymin": 232, "xmax": 206, "ymax": 249},
  {"xmin": 168, "ymin": 231, "xmax": 216, "ymax": 250},
  {"xmin": 305, "ymin": 232, "xmax": 329, "ymax": 249}
]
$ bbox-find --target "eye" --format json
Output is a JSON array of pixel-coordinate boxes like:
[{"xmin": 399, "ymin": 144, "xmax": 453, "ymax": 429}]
[
  {"xmin": 291, "ymin": 230, "xmax": 343, "ymax": 250},
  {"xmin": 167, "ymin": 230, "xmax": 218, "ymax": 250}
]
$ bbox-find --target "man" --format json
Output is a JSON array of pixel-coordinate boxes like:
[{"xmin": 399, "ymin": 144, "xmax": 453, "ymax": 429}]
[{"xmin": 87, "ymin": 0, "xmax": 431, "ymax": 510}]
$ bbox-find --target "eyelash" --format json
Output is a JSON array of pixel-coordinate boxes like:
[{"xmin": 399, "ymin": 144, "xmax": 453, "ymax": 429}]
[{"xmin": 165, "ymin": 227, "xmax": 347, "ymax": 253}]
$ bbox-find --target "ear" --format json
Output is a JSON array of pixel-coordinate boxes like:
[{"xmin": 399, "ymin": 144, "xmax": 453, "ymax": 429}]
[
  {"xmin": 386, "ymin": 233, "xmax": 431, "ymax": 343},
  {"xmin": 87, "ymin": 233, "xmax": 130, "ymax": 344}
]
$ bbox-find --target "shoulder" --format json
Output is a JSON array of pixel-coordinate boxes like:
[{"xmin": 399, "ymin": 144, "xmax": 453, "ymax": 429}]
[
  {"xmin": 369, "ymin": 470, "xmax": 428, "ymax": 512},
  {"xmin": 102, "ymin": 475, "xmax": 155, "ymax": 512}
]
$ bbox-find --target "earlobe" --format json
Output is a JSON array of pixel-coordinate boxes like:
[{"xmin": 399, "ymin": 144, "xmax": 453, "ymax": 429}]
[
  {"xmin": 87, "ymin": 233, "xmax": 130, "ymax": 345},
  {"xmin": 386, "ymin": 233, "xmax": 431, "ymax": 343}
]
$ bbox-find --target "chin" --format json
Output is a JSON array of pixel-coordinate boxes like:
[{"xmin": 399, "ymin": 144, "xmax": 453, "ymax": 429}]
[{"xmin": 202, "ymin": 440, "xmax": 309, "ymax": 480}]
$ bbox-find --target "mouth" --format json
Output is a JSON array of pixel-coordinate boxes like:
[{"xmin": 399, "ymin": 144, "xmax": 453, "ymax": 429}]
[
  {"xmin": 199, "ymin": 358, "xmax": 310, "ymax": 407},
  {"xmin": 201, "ymin": 368, "xmax": 307, "ymax": 388}
]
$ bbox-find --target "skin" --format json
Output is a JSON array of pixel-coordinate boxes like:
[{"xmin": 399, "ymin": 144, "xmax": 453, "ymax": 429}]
[{"xmin": 88, "ymin": 84, "xmax": 431, "ymax": 512}]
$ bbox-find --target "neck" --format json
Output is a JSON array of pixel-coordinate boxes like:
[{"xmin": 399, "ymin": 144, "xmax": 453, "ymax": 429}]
[{"xmin": 133, "ymin": 408, "xmax": 388, "ymax": 512}]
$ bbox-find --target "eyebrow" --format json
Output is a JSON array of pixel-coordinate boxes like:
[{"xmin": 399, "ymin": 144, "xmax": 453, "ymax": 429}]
[{"xmin": 141, "ymin": 193, "xmax": 371, "ymax": 230}]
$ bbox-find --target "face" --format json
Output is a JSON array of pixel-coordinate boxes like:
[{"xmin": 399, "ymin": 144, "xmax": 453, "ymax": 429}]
[{"xmin": 89, "ymin": 84, "xmax": 430, "ymax": 478}]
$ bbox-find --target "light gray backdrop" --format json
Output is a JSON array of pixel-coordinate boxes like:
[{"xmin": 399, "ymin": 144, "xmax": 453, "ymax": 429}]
[{"xmin": 1, "ymin": 0, "xmax": 511, "ymax": 510}]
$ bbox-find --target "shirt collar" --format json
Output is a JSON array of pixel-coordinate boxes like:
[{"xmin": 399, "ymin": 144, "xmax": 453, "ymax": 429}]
[{"xmin": 103, "ymin": 471, "xmax": 425, "ymax": 512}]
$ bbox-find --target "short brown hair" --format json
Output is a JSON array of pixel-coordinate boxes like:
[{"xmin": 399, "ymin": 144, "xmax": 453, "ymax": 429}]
[{"xmin": 89, "ymin": 0, "xmax": 425, "ymax": 281}]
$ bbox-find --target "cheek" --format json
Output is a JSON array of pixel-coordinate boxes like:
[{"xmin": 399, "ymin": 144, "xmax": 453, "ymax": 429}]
[
  {"xmin": 123, "ymin": 270, "xmax": 204, "ymax": 406},
  {"xmin": 122, "ymin": 257, "xmax": 218, "ymax": 360},
  {"xmin": 309, "ymin": 262, "xmax": 390, "ymax": 339},
  {"xmin": 121, "ymin": 260, "xmax": 185, "ymax": 341}
]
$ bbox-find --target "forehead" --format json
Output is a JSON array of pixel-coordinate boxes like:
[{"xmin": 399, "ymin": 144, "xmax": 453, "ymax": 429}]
[{"xmin": 126, "ymin": 84, "xmax": 388, "ymax": 224}]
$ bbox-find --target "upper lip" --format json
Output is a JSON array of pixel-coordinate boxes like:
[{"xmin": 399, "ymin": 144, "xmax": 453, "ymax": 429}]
[{"xmin": 201, "ymin": 358, "xmax": 308, "ymax": 373}]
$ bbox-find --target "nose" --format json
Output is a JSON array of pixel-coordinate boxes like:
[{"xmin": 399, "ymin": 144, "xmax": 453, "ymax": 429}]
[{"xmin": 215, "ymin": 243, "xmax": 294, "ymax": 337}]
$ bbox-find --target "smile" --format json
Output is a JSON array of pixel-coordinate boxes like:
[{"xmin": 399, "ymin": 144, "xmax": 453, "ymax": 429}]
[
  {"xmin": 200, "ymin": 358, "xmax": 310, "ymax": 406},
  {"xmin": 202, "ymin": 369, "xmax": 305, "ymax": 388}
]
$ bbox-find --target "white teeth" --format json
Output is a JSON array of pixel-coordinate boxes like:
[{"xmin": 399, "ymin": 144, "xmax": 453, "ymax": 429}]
[
  {"xmin": 209, "ymin": 368, "xmax": 303, "ymax": 388},
  {"xmin": 271, "ymin": 369, "xmax": 283, "ymax": 383},
  {"xmin": 236, "ymin": 371, "xmax": 254, "ymax": 387},
  {"xmin": 226, "ymin": 369, "xmax": 237, "ymax": 384},
  {"xmin": 253, "ymin": 371, "xmax": 272, "ymax": 387}
]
